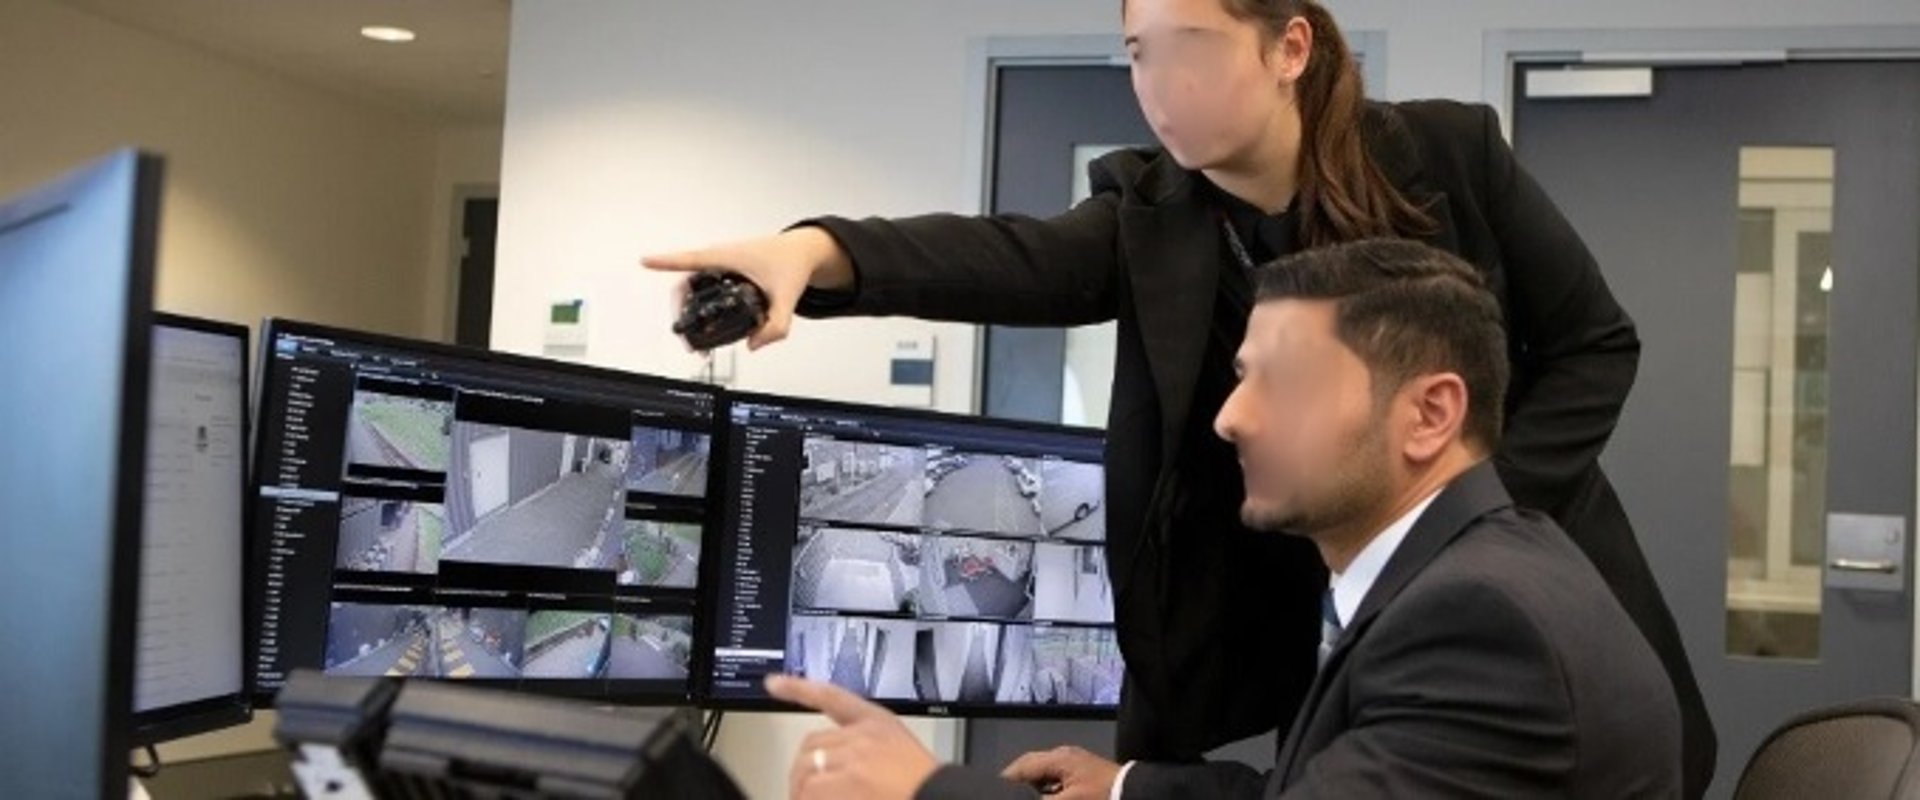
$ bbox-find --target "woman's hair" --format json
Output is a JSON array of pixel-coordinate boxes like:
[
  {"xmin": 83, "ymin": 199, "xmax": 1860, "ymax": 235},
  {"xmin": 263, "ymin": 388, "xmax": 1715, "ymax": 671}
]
[{"xmin": 1216, "ymin": 0, "xmax": 1436, "ymax": 246}]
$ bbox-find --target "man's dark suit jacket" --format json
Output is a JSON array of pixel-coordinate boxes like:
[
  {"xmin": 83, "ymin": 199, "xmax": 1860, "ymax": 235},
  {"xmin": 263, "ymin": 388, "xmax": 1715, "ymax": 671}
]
[
  {"xmin": 913, "ymin": 462, "xmax": 1683, "ymax": 799},
  {"xmin": 798, "ymin": 99, "xmax": 1712, "ymax": 793}
]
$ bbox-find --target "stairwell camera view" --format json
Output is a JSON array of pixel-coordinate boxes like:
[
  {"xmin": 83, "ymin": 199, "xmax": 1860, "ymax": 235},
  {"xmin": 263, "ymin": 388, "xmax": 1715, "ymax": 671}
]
[{"xmin": 323, "ymin": 604, "xmax": 527, "ymax": 680}]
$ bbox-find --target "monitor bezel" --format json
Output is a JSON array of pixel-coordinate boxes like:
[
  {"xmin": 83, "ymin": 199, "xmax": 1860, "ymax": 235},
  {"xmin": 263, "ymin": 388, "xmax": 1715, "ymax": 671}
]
[
  {"xmin": 0, "ymin": 149, "xmax": 162, "ymax": 797},
  {"xmin": 128, "ymin": 312, "xmax": 256, "ymax": 747}
]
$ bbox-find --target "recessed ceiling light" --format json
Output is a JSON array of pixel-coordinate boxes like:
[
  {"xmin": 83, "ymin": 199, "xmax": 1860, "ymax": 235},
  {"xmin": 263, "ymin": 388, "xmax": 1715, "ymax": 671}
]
[{"xmin": 360, "ymin": 25, "xmax": 417, "ymax": 43}]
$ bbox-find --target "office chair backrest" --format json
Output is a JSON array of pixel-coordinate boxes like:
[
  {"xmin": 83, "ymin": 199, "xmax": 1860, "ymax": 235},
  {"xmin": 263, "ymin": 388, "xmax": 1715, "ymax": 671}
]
[{"xmin": 1734, "ymin": 697, "xmax": 1920, "ymax": 800}]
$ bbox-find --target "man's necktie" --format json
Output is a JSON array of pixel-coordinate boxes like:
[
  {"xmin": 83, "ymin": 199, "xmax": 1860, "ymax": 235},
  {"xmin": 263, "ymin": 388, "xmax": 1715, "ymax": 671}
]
[{"xmin": 1318, "ymin": 588, "xmax": 1343, "ymax": 671}]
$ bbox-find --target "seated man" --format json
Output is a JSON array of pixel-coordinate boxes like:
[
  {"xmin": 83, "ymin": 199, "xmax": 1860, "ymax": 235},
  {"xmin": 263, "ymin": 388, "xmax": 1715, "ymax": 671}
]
[{"xmin": 766, "ymin": 238, "xmax": 1683, "ymax": 800}]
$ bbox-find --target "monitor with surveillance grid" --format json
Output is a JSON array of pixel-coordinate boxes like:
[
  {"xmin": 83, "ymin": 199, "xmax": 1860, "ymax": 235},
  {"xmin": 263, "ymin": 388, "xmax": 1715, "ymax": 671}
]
[
  {"xmin": 247, "ymin": 320, "xmax": 721, "ymax": 705},
  {"xmin": 704, "ymin": 393, "xmax": 1122, "ymax": 718}
]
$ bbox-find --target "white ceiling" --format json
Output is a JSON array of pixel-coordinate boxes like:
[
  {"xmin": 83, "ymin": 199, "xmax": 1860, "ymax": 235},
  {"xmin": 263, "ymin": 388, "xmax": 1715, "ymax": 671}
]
[{"xmin": 53, "ymin": 0, "xmax": 512, "ymax": 125}]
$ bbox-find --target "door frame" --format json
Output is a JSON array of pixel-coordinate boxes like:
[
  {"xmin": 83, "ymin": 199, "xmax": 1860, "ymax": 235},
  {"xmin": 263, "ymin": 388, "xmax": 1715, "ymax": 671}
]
[
  {"xmin": 1482, "ymin": 26, "xmax": 1920, "ymax": 137},
  {"xmin": 446, "ymin": 182, "xmax": 499, "ymax": 345},
  {"xmin": 1483, "ymin": 26, "xmax": 1920, "ymax": 699},
  {"xmin": 961, "ymin": 36, "xmax": 1146, "ymax": 425}
]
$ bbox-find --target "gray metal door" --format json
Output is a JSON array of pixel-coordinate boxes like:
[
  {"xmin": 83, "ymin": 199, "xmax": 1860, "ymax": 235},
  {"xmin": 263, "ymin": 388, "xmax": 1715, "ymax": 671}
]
[
  {"xmin": 1513, "ymin": 60, "xmax": 1920, "ymax": 796},
  {"xmin": 980, "ymin": 64, "xmax": 1154, "ymax": 426}
]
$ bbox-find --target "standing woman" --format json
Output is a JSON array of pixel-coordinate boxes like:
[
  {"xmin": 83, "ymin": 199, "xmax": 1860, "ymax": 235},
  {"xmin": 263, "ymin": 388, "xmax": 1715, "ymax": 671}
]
[{"xmin": 648, "ymin": 0, "xmax": 1713, "ymax": 793}]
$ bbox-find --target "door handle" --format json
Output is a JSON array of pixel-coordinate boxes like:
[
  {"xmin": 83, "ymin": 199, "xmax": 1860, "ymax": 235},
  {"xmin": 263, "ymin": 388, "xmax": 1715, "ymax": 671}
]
[
  {"xmin": 1828, "ymin": 514, "xmax": 1907, "ymax": 592},
  {"xmin": 1830, "ymin": 558, "xmax": 1899, "ymax": 574}
]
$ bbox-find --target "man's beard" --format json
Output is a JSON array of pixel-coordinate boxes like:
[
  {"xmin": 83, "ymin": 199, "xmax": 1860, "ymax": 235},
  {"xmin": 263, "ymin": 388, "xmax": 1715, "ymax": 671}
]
[{"xmin": 1242, "ymin": 414, "xmax": 1392, "ymax": 538}]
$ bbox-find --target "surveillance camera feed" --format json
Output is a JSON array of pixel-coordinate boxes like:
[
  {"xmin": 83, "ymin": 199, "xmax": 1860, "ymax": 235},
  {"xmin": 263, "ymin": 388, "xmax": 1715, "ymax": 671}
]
[
  {"xmin": 706, "ymin": 395, "xmax": 1121, "ymax": 716},
  {"xmin": 249, "ymin": 321, "xmax": 717, "ymax": 703}
]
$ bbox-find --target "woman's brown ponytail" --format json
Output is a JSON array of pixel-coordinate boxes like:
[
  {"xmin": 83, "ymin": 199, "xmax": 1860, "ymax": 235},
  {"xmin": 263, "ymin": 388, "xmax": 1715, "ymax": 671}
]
[{"xmin": 1220, "ymin": 0, "xmax": 1436, "ymax": 246}]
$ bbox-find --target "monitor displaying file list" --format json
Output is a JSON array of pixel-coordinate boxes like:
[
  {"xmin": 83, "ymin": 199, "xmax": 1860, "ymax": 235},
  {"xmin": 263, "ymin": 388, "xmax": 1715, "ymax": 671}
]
[
  {"xmin": 131, "ymin": 314, "xmax": 252, "ymax": 745},
  {"xmin": 248, "ymin": 320, "xmax": 720, "ymax": 704},
  {"xmin": 705, "ymin": 394, "xmax": 1122, "ymax": 717}
]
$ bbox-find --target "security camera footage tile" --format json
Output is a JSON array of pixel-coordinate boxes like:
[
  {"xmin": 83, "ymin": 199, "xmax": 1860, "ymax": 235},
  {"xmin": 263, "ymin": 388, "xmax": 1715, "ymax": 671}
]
[
  {"xmin": 799, "ymin": 440, "xmax": 926, "ymax": 527},
  {"xmin": 1032, "ymin": 543, "xmax": 1114, "ymax": 625},
  {"xmin": 323, "ymin": 604, "xmax": 527, "ymax": 680},
  {"xmin": 520, "ymin": 611, "xmax": 612, "ymax": 679},
  {"xmin": 1028, "ymin": 627, "xmax": 1123, "ymax": 706},
  {"xmin": 628, "ymin": 426, "xmax": 712, "ymax": 497},
  {"xmin": 616, "ymin": 520, "xmax": 703, "ymax": 589},
  {"xmin": 923, "ymin": 452, "xmax": 1045, "ymax": 536},
  {"xmin": 786, "ymin": 616, "xmax": 921, "ymax": 701},
  {"xmin": 606, "ymin": 614, "xmax": 694, "ymax": 680},
  {"xmin": 346, "ymin": 391, "xmax": 453, "ymax": 472},
  {"xmin": 917, "ymin": 536, "xmax": 1035, "ymax": 621},
  {"xmin": 1039, "ymin": 461, "xmax": 1105, "ymax": 542},
  {"xmin": 442, "ymin": 424, "xmax": 631, "ymax": 570},
  {"xmin": 791, "ymin": 527, "xmax": 924, "ymax": 615},
  {"xmin": 335, "ymin": 498, "xmax": 444, "ymax": 574}
]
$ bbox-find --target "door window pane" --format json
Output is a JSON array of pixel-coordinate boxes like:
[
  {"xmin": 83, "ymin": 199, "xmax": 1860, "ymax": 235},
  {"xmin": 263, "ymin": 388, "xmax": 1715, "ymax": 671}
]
[{"xmin": 1726, "ymin": 146, "xmax": 1833, "ymax": 661}]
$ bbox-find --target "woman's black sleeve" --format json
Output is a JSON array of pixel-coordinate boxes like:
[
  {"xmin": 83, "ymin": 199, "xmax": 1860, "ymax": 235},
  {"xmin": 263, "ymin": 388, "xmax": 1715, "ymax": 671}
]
[{"xmin": 794, "ymin": 179, "xmax": 1124, "ymax": 327}]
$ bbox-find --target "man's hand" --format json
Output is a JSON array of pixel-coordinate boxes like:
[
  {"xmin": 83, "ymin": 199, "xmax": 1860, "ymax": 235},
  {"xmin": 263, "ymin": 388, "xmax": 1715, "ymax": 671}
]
[
  {"xmin": 766, "ymin": 674, "xmax": 941, "ymax": 800},
  {"xmin": 1002, "ymin": 746, "xmax": 1123, "ymax": 800}
]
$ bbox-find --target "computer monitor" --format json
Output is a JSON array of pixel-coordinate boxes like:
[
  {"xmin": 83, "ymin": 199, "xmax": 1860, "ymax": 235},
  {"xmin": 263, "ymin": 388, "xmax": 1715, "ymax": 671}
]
[
  {"xmin": 248, "ymin": 320, "xmax": 721, "ymax": 705},
  {"xmin": 130, "ymin": 314, "xmax": 253, "ymax": 746},
  {"xmin": 0, "ymin": 150, "xmax": 162, "ymax": 799},
  {"xmin": 704, "ymin": 394, "xmax": 1123, "ymax": 718}
]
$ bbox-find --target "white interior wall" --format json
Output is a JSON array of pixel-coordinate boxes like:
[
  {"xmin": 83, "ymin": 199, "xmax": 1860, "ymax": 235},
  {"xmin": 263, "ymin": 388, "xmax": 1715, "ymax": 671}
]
[
  {"xmin": 0, "ymin": 0, "xmax": 454, "ymax": 341},
  {"xmin": 1, "ymin": 0, "xmax": 504, "ymax": 764},
  {"xmin": 425, "ymin": 123, "xmax": 508, "ymax": 341}
]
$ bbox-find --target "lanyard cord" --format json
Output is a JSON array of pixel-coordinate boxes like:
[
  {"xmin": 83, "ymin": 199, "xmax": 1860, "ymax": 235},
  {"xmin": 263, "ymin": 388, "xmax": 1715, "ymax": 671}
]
[{"xmin": 1218, "ymin": 210, "xmax": 1260, "ymax": 276}]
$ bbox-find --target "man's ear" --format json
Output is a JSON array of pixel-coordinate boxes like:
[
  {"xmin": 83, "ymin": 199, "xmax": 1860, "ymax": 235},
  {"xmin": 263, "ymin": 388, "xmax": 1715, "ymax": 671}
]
[{"xmin": 1401, "ymin": 373, "xmax": 1468, "ymax": 464}]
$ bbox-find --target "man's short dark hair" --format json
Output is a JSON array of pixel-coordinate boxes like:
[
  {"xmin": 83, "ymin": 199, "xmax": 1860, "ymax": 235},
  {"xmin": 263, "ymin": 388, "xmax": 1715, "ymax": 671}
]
[{"xmin": 1255, "ymin": 238, "xmax": 1510, "ymax": 449}]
